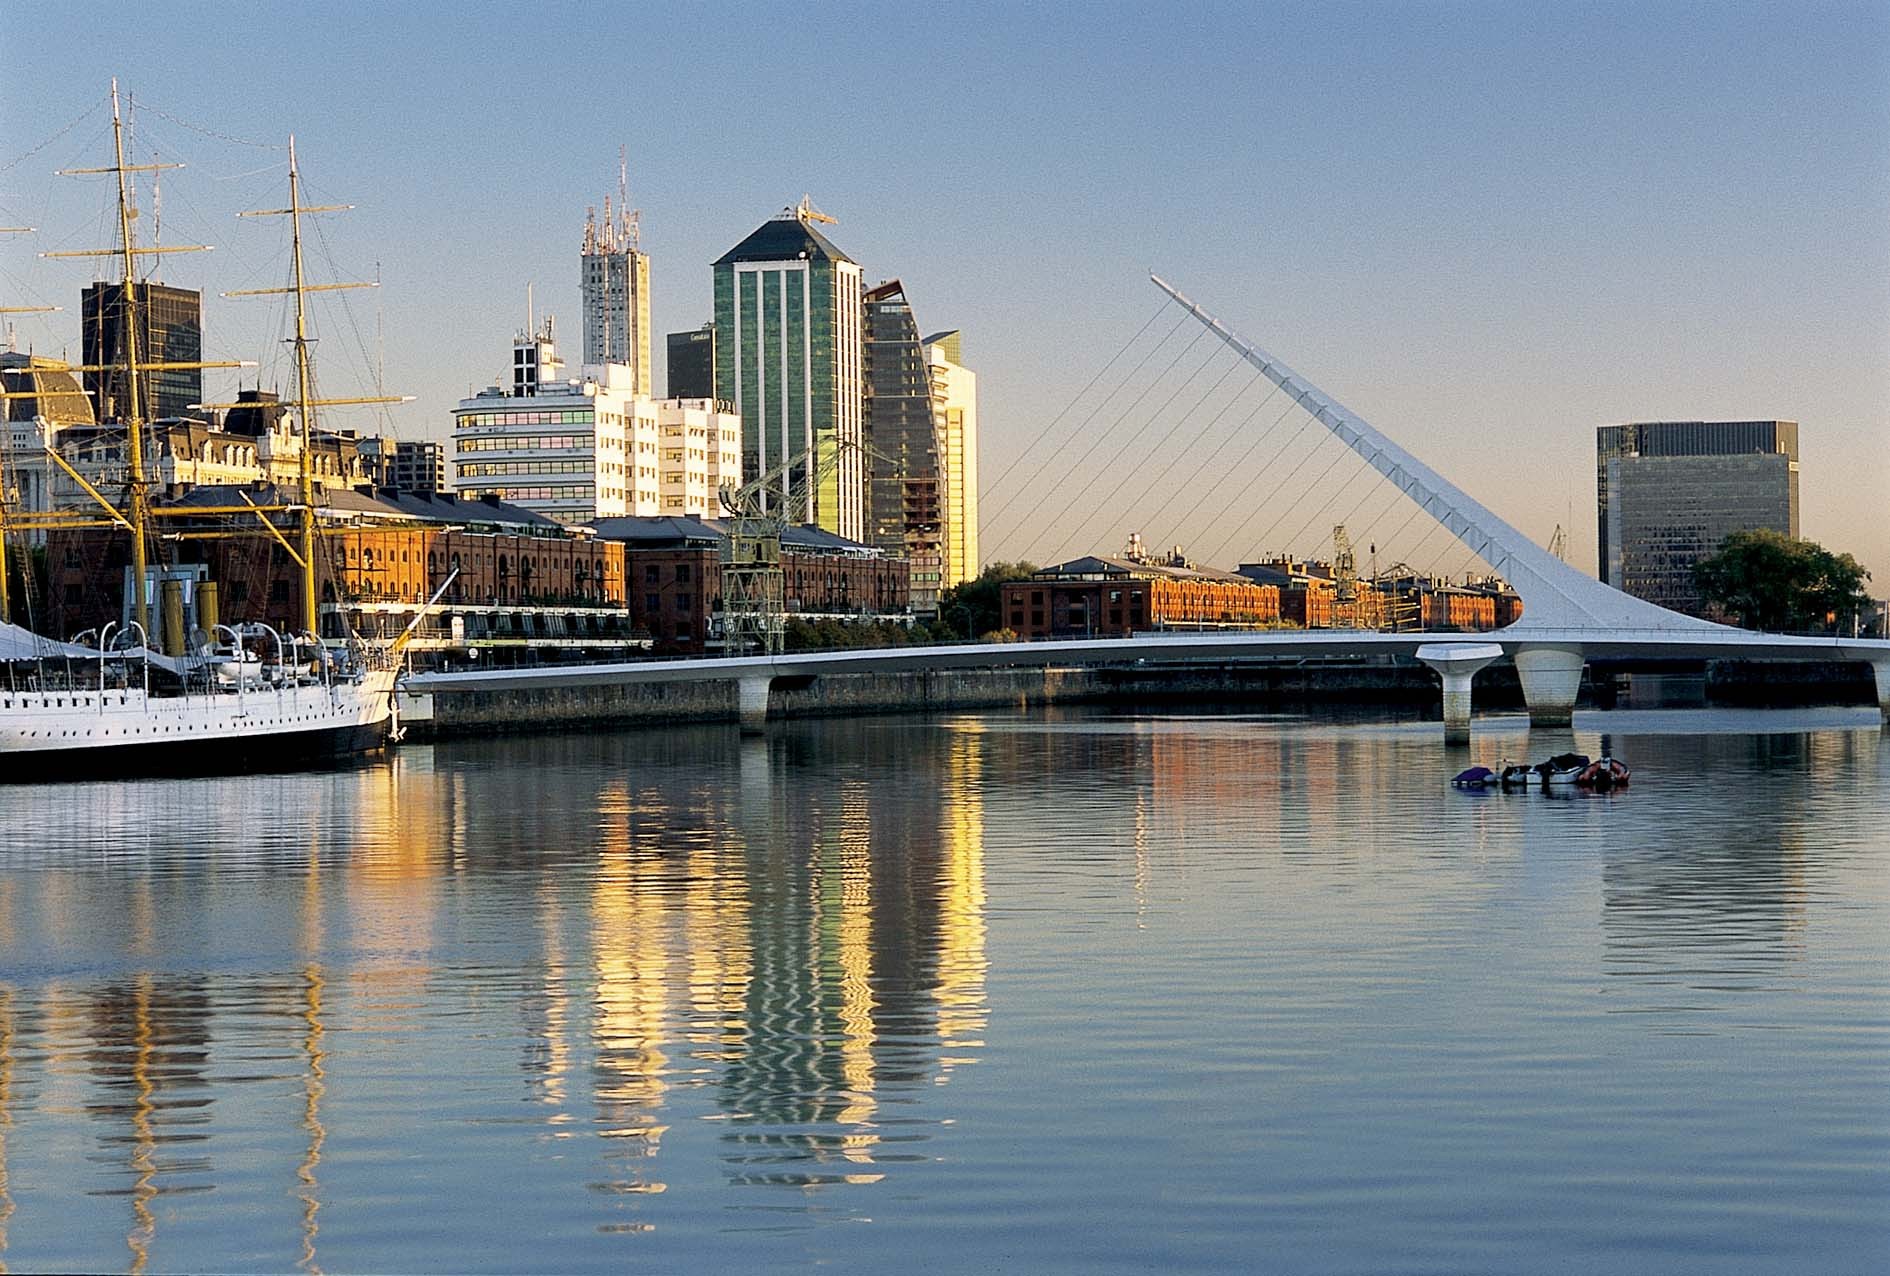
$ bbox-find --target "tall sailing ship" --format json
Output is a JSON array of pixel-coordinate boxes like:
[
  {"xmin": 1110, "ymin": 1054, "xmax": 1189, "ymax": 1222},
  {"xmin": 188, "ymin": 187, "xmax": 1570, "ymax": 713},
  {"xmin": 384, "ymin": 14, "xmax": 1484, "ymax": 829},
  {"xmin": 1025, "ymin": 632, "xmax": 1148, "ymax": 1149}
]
[{"xmin": 0, "ymin": 83, "xmax": 421, "ymax": 777}]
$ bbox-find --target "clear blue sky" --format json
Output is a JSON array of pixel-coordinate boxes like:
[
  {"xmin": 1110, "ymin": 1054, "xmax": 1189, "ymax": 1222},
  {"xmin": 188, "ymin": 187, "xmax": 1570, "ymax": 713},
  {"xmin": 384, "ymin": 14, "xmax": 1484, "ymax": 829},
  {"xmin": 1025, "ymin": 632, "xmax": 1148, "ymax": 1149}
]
[{"xmin": 4, "ymin": 1, "xmax": 1885, "ymax": 580}]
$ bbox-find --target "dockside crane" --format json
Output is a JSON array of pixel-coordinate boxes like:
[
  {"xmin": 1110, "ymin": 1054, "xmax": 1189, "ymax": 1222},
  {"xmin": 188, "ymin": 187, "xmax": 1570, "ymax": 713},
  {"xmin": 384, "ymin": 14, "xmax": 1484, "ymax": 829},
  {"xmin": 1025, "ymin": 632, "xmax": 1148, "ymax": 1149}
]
[{"xmin": 716, "ymin": 436, "xmax": 886, "ymax": 656}]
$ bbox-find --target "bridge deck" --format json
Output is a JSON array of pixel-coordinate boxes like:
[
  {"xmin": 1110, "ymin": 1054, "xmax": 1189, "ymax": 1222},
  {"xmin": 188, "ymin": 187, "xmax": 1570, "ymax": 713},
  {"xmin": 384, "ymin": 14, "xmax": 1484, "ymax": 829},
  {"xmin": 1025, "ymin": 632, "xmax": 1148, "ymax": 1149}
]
[{"xmin": 405, "ymin": 628, "xmax": 1890, "ymax": 695}]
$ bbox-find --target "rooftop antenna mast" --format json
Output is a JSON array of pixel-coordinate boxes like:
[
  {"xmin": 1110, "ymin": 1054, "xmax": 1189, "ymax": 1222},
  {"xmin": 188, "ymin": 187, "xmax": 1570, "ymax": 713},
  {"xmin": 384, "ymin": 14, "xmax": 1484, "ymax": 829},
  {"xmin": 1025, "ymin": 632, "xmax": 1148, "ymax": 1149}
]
[{"xmin": 619, "ymin": 144, "xmax": 638, "ymax": 251}]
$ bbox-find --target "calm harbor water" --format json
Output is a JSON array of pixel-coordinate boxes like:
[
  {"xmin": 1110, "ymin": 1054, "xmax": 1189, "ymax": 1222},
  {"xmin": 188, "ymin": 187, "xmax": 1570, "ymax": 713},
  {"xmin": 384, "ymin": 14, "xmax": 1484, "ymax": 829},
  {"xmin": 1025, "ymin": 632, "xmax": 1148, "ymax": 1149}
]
[{"xmin": 0, "ymin": 705, "xmax": 1884, "ymax": 1273}]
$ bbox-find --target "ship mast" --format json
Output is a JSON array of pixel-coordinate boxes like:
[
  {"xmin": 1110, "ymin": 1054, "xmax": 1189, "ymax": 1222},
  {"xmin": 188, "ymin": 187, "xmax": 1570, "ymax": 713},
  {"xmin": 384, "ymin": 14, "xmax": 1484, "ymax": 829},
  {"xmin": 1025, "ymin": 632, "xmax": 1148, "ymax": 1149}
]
[
  {"xmin": 288, "ymin": 138, "xmax": 319, "ymax": 635},
  {"xmin": 220, "ymin": 138, "xmax": 409, "ymax": 638},
  {"xmin": 37, "ymin": 82, "xmax": 232, "ymax": 636},
  {"xmin": 107, "ymin": 85, "xmax": 151, "ymax": 636}
]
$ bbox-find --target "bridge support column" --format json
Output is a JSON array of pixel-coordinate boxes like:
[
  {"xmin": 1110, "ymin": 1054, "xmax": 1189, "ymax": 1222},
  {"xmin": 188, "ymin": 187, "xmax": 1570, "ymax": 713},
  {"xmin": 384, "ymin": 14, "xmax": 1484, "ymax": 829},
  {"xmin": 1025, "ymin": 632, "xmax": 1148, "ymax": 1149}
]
[
  {"xmin": 737, "ymin": 676, "xmax": 771, "ymax": 734},
  {"xmin": 1416, "ymin": 642, "xmax": 1504, "ymax": 745},
  {"xmin": 1871, "ymin": 660, "xmax": 1890, "ymax": 726},
  {"xmin": 1514, "ymin": 644, "xmax": 1586, "ymax": 727}
]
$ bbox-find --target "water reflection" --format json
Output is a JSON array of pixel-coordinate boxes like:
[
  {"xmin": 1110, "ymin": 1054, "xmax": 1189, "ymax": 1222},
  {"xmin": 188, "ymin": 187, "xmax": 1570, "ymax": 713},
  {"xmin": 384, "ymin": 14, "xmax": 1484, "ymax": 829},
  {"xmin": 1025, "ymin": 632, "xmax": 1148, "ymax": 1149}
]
[
  {"xmin": 295, "ymin": 966, "xmax": 326, "ymax": 1275},
  {"xmin": 0, "ymin": 986, "xmax": 16, "ymax": 1270},
  {"xmin": 0, "ymin": 709, "xmax": 1879, "ymax": 1271},
  {"xmin": 1592, "ymin": 729, "xmax": 1876, "ymax": 1027},
  {"xmin": 0, "ymin": 718, "xmax": 996, "ymax": 1260},
  {"xmin": 76, "ymin": 974, "xmax": 214, "ymax": 1274}
]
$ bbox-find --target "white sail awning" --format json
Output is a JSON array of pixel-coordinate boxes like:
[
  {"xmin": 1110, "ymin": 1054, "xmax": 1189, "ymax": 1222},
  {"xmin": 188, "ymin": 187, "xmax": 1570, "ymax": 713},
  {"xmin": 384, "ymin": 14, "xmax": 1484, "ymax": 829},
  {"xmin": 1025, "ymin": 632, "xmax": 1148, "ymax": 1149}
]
[{"xmin": 0, "ymin": 622, "xmax": 101, "ymax": 662}]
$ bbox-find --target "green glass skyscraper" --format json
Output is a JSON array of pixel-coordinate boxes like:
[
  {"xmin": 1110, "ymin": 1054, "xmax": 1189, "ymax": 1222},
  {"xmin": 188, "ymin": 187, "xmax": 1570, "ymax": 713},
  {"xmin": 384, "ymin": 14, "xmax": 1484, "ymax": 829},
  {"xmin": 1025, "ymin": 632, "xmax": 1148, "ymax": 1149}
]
[{"xmin": 713, "ymin": 201, "xmax": 863, "ymax": 539}]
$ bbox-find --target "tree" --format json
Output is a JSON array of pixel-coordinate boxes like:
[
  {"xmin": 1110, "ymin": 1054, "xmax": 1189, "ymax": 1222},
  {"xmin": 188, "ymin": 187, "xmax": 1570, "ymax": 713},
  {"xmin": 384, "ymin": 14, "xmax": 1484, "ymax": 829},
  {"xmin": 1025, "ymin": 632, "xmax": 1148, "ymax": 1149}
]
[
  {"xmin": 781, "ymin": 616, "xmax": 926, "ymax": 652},
  {"xmin": 1693, "ymin": 529, "xmax": 1872, "ymax": 633},
  {"xmin": 936, "ymin": 561, "xmax": 1037, "ymax": 640}
]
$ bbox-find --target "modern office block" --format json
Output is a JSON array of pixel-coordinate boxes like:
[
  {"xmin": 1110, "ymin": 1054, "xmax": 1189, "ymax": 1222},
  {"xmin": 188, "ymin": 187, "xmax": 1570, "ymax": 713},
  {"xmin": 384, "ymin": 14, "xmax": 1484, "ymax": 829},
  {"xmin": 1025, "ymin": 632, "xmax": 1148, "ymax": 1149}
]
[
  {"xmin": 1596, "ymin": 420, "xmax": 1799, "ymax": 616},
  {"xmin": 862, "ymin": 280, "xmax": 943, "ymax": 611},
  {"xmin": 712, "ymin": 200, "xmax": 863, "ymax": 540},
  {"xmin": 80, "ymin": 281, "xmax": 203, "ymax": 422},
  {"xmin": 925, "ymin": 329, "xmax": 979, "ymax": 589},
  {"xmin": 666, "ymin": 324, "xmax": 716, "ymax": 401}
]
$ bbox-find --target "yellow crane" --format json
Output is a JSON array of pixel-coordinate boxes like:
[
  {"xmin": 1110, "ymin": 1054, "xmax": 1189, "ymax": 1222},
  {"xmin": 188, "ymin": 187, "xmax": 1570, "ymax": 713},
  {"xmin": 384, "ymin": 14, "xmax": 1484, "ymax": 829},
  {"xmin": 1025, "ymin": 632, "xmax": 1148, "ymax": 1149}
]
[{"xmin": 793, "ymin": 195, "xmax": 838, "ymax": 226}]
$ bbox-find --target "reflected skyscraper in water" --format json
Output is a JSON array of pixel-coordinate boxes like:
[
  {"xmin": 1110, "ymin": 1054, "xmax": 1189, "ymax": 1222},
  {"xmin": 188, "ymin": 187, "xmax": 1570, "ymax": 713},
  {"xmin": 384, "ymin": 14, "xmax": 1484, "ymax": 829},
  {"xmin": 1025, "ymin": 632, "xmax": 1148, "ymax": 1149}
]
[{"xmin": 588, "ymin": 776, "xmax": 676, "ymax": 1197}]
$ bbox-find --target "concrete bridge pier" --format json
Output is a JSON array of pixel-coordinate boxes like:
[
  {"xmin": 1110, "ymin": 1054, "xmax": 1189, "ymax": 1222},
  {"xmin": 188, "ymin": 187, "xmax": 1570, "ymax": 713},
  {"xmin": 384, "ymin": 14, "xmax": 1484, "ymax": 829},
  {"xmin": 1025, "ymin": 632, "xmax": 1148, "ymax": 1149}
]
[
  {"xmin": 1513, "ymin": 644, "xmax": 1586, "ymax": 727},
  {"xmin": 737, "ymin": 676, "xmax": 772, "ymax": 734},
  {"xmin": 1417, "ymin": 642, "xmax": 1504, "ymax": 744},
  {"xmin": 1871, "ymin": 660, "xmax": 1890, "ymax": 726}
]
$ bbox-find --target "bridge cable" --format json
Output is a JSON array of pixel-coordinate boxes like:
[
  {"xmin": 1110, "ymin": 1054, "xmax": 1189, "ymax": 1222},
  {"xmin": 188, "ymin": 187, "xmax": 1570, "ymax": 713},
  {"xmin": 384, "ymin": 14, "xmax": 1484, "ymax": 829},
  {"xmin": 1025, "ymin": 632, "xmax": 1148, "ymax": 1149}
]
[
  {"xmin": 979, "ymin": 302, "xmax": 1181, "ymax": 542},
  {"xmin": 1128, "ymin": 372, "xmax": 1280, "ymax": 539},
  {"xmin": 1406, "ymin": 521, "xmax": 1462, "ymax": 582},
  {"xmin": 1154, "ymin": 395, "xmax": 1307, "ymax": 563},
  {"xmin": 1262, "ymin": 453, "xmax": 1398, "ymax": 563},
  {"xmin": 1038, "ymin": 351, "xmax": 1252, "ymax": 563},
  {"xmin": 1249, "ymin": 443, "xmax": 1380, "ymax": 564},
  {"xmin": 1196, "ymin": 405, "xmax": 1347, "ymax": 565},
  {"xmin": 1266, "ymin": 434, "xmax": 1413, "ymax": 565},
  {"xmin": 1332, "ymin": 466, "xmax": 1400, "ymax": 545},
  {"xmin": 1357, "ymin": 497, "xmax": 1437, "ymax": 571},
  {"xmin": 1016, "ymin": 325, "xmax": 1215, "ymax": 562}
]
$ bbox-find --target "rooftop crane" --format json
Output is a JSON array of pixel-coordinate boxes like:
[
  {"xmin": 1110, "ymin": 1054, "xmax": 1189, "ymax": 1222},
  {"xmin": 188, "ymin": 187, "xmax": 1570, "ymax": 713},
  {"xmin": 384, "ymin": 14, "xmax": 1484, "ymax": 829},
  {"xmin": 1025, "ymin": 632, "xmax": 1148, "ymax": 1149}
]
[{"xmin": 793, "ymin": 195, "xmax": 838, "ymax": 226}]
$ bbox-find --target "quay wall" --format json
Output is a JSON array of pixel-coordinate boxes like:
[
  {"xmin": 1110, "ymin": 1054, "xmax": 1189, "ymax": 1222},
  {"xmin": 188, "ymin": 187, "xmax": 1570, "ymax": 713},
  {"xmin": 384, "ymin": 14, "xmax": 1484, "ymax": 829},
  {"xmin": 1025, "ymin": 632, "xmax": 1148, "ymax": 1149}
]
[
  {"xmin": 409, "ymin": 658, "xmax": 1505, "ymax": 740},
  {"xmin": 416, "ymin": 666, "xmax": 1103, "ymax": 738},
  {"xmin": 404, "ymin": 656, "xmax": 1873, "ymax": 741}
]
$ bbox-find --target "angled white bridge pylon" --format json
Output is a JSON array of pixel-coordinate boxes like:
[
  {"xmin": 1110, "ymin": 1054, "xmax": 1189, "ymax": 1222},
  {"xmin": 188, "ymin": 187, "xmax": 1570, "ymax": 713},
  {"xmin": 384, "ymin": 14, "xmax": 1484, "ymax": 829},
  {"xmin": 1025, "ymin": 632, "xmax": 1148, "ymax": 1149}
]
[
  {"xmin": 1149, "ymin": 275, "xmax": 1729, "ymax": 635},
  {"xmin": 1146, "ymin": 275, "xmax": 1888, "ymax": 727}
]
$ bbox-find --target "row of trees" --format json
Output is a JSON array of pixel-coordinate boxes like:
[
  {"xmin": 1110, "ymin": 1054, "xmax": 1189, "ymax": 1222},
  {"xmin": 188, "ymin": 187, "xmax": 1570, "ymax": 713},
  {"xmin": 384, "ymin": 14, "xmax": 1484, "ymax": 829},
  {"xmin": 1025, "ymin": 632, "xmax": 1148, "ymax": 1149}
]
[
  {"xmin": 779, "ymin": 562, "xmax": 1039, "ymax": 652},
  {"xmin": 1694, "ymin": 529, "xmax": 1873, "ymax": 634}
]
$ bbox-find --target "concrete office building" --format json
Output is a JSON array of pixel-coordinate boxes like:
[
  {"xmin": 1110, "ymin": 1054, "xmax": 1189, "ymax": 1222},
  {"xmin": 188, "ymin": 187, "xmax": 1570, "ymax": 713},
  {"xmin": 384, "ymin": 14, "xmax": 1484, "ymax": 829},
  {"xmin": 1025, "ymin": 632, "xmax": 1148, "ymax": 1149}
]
[
  {"xmin": 453, "ymin": 322, "xmax": 661, "ymax": 525},
  {"xmin": 362, "ymin": 437, "xmax": 448, "ymax": 493},
  {"xmin": 655, "ymin": 397, "xmax": 742, "ymax": 515},
  {"xmin": 712, "ymin": 200, "xmax": 864, "ymax": 540},
  {"xmin": 453, "ymin": 324, "xmax": 737, "ymax": 527},
  {"xmin": 581, "ymin": 195, "xmax": 651, "ymax": 394},
  {"xmin": 926, "ymin": 330, "xmax": 979, "ymax": 589},
  {"xmin": 1597, "ymin": 420, "xmax": 1800, "ymax": 617}
]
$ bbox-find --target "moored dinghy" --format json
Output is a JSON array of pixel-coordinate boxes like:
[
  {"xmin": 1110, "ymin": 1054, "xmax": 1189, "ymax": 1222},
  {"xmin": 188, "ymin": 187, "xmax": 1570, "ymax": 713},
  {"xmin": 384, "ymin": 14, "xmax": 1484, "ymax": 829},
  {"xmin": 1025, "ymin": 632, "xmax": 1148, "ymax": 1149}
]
[
  {"xmin": 1534, "ymin": 753, "xmax": 1591, "ymax": 786},
  {"xmin": 1575, "ymin": 756, "xmax": 1631, "ymax": 789}
]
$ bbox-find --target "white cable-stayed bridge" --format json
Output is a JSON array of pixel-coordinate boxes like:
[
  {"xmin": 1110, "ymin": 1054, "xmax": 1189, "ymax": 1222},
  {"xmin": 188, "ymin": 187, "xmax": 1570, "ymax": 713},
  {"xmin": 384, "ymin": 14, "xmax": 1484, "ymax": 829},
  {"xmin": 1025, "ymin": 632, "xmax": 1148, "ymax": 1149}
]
[{"xmin": 409, "ymin": 278, "xmax": 1890, "ymax": 738}]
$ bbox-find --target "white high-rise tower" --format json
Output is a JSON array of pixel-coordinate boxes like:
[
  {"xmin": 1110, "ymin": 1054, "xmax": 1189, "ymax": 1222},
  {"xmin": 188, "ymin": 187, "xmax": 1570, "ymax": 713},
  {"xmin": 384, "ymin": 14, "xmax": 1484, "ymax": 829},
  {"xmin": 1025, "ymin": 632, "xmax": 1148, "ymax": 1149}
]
[{"xmin": 581, "ymin": 152, "xmax": 651, "ymax": 394}]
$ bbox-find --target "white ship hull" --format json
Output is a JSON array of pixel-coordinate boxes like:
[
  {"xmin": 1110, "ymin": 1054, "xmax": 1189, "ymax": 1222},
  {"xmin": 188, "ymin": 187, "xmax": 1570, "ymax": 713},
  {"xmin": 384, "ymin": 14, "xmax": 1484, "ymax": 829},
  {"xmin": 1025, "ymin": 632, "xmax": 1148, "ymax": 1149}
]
[{"xmin": 0, "ymin": 669, "xmax": 398, "ymax": 779}]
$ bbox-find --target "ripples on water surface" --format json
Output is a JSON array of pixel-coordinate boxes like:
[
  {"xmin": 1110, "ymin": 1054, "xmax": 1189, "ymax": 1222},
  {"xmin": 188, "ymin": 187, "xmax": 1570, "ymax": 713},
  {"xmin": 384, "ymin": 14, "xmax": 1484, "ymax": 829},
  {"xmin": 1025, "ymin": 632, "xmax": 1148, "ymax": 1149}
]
[{"xmin": 0, "ymin": 706, "xmax": 1884, "ymax": 1273}]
